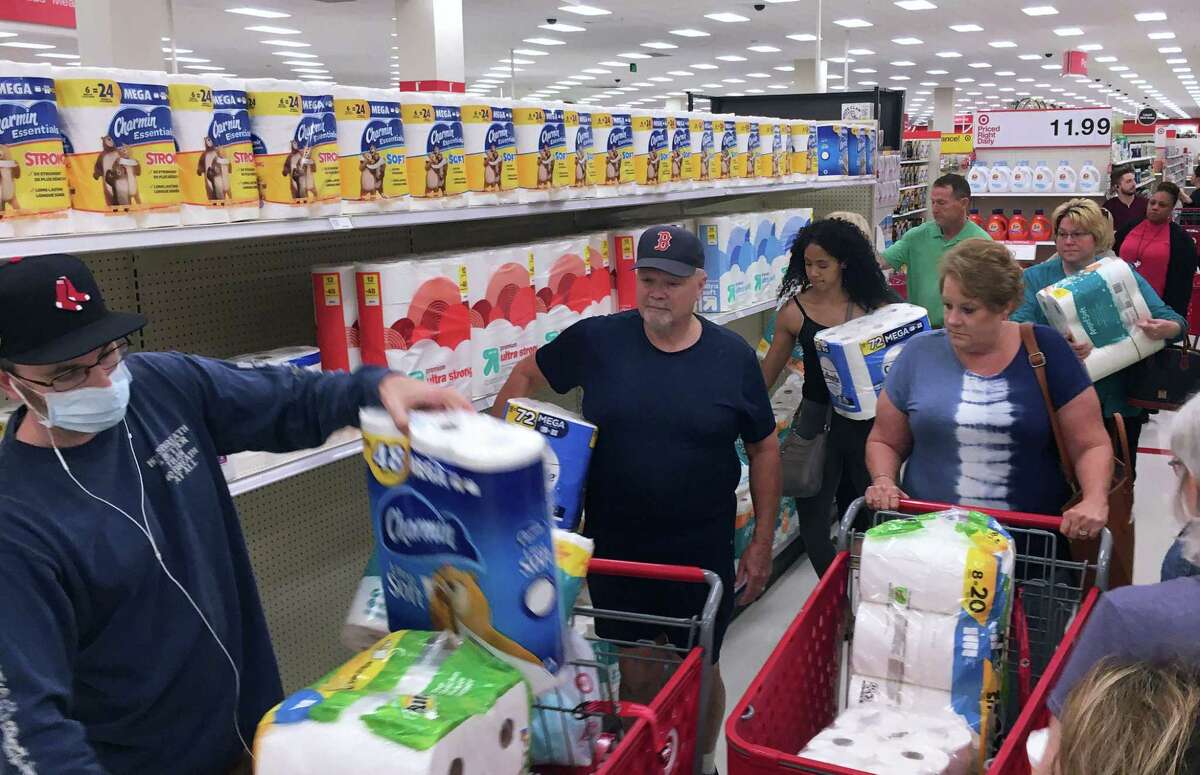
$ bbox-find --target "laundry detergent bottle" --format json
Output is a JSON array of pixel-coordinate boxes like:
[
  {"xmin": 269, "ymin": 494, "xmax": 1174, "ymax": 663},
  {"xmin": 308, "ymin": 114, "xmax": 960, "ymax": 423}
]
[
  {"xmin": 1054, "ymin": 160, "xmax": 1077, "ymax": 193},
  {"xmin": 1007, "ymin": 209, "xmax": 1030, "ymax": 241},
  {"xmin": 968, "ymin": 208, "xmax": 984, "ymax": 228},
  {"xmin": 988, "ymin": 161, "xmax": 1011, "ymax": 193},
  {"xmin": 1032, "ymin": 161, "xmax": 1053, "ymax": 192},
  {"xmin": 986, "ymin": 209, "xmax": 1009, "ymax": 241},
  {"xmin": 1010, "ymin": 161, "xmax": 1033, "ymax": 193},
  {"xmin": 1078, "ymin": 160, "xmax": 1101, "ymax": 193},
  {"xmin": 1030, "ymin": 209, "xmax": 1052, "ymax": 242},
  {"xmin": 967, "ymin": 161, "xmax": 989, "ymax": 194}
]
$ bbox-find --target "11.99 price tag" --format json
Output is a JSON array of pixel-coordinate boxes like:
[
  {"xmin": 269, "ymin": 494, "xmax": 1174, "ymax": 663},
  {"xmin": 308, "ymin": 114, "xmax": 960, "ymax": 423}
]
[{"xmin": 974, "ymin": 108, "xmax": 1112, "ymax": 149}]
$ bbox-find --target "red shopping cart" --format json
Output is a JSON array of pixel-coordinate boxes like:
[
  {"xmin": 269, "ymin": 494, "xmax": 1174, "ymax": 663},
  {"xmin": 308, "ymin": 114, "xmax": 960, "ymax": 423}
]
[
  {"xmin": 535, "ymin": 557, "xmax": 723, "ymax": 775},
  {"xmin": 726, "ymin": 498, "xmax": 1111, "ymax": 775}
]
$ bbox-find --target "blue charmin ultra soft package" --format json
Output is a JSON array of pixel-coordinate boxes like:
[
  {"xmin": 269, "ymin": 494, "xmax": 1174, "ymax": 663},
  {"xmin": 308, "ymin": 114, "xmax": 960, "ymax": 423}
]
[
  {"xmin": 503, "ymin": 397, "xmax": 597, "ymax": 532},
  {"xmin": 817, "ymin": 122, "xmax": 849, "ymax": 177},
  {"xmin": 360, "ymin": 407, "xmax": 563, "ymax": 694}
]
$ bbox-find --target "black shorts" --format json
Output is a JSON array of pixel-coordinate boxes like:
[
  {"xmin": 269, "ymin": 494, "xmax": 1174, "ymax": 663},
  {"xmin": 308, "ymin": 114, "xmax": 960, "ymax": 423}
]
[{"xmin": 586, "ymin": 542, "xmax": 735, "ymax": 664}]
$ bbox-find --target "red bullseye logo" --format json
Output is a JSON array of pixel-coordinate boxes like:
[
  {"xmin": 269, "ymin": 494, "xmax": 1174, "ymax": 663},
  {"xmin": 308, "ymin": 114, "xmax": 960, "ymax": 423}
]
[{"xmin": 977, "ymin": 114, "xmax": 991, "ymax": 126}]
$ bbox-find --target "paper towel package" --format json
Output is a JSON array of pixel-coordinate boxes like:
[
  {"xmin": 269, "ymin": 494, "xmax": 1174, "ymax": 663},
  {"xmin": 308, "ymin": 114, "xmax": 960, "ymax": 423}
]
[
  {"xmin": 503, "ymin": 398, "xmax": 598, "ymax": 532},
  {"xmin": 0, "ymin": 62, "xmax": 71, "ymax": 238},
  {"xmin": 816, "ymin": 121, "xmax": 849, "ymax": 178},
  {"xmin": 355, "ymin": 256, "xmax": 473, "ymax": 394},
  {"xmin": 1036, "ymin": 256, "xmax": 1163, "ymax": 381},
  {"xmin": 467, "ymin": 246, "xmax": 540, "ymax": 400},
  {"xmin": 589, "ymin": 110, "xmax": 634, "ymax": 196},
  {"xmin": 335, "ymin": 85, "xmax": 409, "ymax": 214},
  {"xmin": 697, "ymin": 214, "xmax": 754, "ymax": 313},
  {"xmin": 254, "ymin": 630, "xmax": 530, "ymax": 775},
  {"xmin": 208, "ymin": 79, "xmax": 261, "ymax": 222},
  {"xmin": 401, "ymin": 92, "xmax": 467, "ymax": 209},
  {"xmin": 460, "ymin": 99, "xmax": 516, "ymax": 207},
  {"xmin": 814, "ymin": 303, "xmax": 930, "ymax": 420},
  {"xmin": 166, "ymin": 75, "xmax": 228, "ymax": 225},
  {"xmin": 361, "ymin": 408, "xmax": 563, "ymax": 692},
  {"xmin": 56, "ymin": 67, "xmax": 183, "ymax": 231},
  {"xmin": 530, "ymin": 237, "xmax": 592, "ymax": 344},
  {"xmin": 311, "ymin": 263, "xmax": 361, "ymax": 372}
]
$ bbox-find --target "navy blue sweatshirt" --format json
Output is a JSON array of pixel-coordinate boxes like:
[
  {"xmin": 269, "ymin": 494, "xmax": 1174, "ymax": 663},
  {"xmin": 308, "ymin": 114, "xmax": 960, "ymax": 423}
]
[{"xmin": 0, "ymin": 352, "xmax": 386, "ymax": 774}]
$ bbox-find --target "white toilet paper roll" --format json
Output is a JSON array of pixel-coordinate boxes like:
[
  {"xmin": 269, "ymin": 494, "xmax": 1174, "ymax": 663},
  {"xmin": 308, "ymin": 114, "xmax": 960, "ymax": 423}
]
[
  {"xmin": 852, "ymin": 602, "xmax": 959, "ymax": 691},
  {"xmin": 166, "ymin": 74, "xmax": 229, "ymax": 225},
  {"xmin": 799, "ymin": 734, "xmax": 881, "ymax": 773},
  {"xmin": 875, "ymin": 741, "xmax": 952, "ymax": 775},
  {"xmin": 207, "ymin": 77, "xmax": 260, "ymax": 222},
  {"xmin": 1027, "ymin": 728, "xmax": 1050, "ymax": 771},
  {"xmin": 0, "ymin": 61, "xmax": 71, "ymax": 238},
  {"xmin": 907, "ymin": 728, "xmax": 974, "ymax": 775},
  {"xmin": 848, "ymin": 673, "xmax": 955, "ymax": 716}
]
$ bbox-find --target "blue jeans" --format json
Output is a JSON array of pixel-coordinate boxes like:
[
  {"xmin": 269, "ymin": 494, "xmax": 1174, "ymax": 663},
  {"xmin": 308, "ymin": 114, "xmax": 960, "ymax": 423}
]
[{"xmin": 1162, "ymin": 535, "xmax": 1200, "ymax": 581}]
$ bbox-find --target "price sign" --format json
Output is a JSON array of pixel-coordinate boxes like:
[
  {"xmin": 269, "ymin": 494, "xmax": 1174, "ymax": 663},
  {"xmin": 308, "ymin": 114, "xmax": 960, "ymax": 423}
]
[{"xmin": 974, "ymin": 108, "xmax": 1112, "ymax": 149}]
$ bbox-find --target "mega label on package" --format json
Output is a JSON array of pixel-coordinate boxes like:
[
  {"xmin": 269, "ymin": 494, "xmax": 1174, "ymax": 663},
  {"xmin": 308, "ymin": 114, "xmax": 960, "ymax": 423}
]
[
  {"xmin": 504, "ymin": 398, "xmax": 597, "ymax": 532},
  {"xmin": 814, "ymin": 303, "xmax": 930, "ymax": 420}
]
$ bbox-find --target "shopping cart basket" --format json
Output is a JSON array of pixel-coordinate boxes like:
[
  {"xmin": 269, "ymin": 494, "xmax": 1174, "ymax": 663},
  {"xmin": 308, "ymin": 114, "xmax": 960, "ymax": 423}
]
[
  {"xmin": 725, "ymin": 498, "xmax": 1111, "ymax": 774},
  {"xmin": 535, "ymin": 557, "xmax": 723, "ymax": 775}
]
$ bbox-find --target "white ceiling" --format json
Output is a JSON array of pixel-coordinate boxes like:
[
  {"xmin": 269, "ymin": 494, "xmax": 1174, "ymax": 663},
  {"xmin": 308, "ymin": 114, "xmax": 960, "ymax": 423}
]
[{"xmin": 0, "ymin": 0, "xmax": 1195, "ymax": 120}]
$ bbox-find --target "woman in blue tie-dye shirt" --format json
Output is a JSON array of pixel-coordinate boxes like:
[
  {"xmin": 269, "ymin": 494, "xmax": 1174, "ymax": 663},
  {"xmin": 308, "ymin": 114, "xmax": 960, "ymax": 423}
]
[{"xmin": 863, "ymin": 239, "xmax": 1113, "ymax": 541}]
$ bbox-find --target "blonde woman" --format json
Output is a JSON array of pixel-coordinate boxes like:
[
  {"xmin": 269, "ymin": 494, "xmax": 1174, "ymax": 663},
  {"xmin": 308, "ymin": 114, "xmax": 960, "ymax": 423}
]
[
  {"xmin": 1044, "ymin": 658, "xmax": 1200, "ymax": 775},
  {"xmin": 1162, "ymin": 392, "xmax": 1200, "ymax": 579}
]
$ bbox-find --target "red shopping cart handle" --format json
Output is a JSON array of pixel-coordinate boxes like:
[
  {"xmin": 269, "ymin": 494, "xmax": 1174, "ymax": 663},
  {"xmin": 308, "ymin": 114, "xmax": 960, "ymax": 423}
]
[
  {"xmin": 896, "ymin": 498, "xmax": 1066, "ymax": 531},
  {"xmin": 588, "ymin": 557, "xmax": 708, "ymax": 584}
]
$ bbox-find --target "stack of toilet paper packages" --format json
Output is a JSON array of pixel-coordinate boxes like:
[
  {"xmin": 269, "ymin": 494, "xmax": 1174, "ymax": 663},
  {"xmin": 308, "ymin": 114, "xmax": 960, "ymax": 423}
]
[
  {"xmin": 254, "ymin": 630, "xmax": 530, "ymax": 775},
  {"xmin": 461, "ymin": 98, "xmax": 518, "ymax": 207},
  {"xmin": 503, "ymin": 398, "xmax": 597, "ymax": 532},
  {"xmin": 584, "ymin": 230, "xmax": 616, "ymax": 317},
  {"xmin": 206, "ymin": 77, "xmax": 261, "ymax": 222},
  {"xmin": 55, "ymin": 67, "xmax": 183, "ymax": 231},
  {"xmin": 310, "ymin": 263, "xmax": 362, "ymax": 373},
  {"xmin": 815, "ymin": 303, "xmax": 931, "ymax": 420},
  {"xmin": 334, "ymin": 85, "xmax": 409, "ymax": 214},
  {"xmin": 698, "ymin": 213, "xmax": 754, "ymax": 313},
  {"xmin": 773, "ymin": 207, "xmax": 814, "ymax": 289},
  {"xmin": 1036, "ymin": 256, "xmax": 1164, "ymax": 381},
  {"xmin": 354, "ymin": 255, "xmax": 473, "ymax": 395},
  {"xmin": 0, "ymin": 63, "xmax": 71, "ymax": 238},
  {"xmin": 361, "ymin": 408, "xmax": 564, "ymax": 694},
  {"xmin": 245, "ymin": 79, "xmax": 340, "ymax": 219},
  {"xmin": 632, "ymin": 111, "xmax": 671, "ymax": 190},
  {"xmin": 748, "ymin": 213, "xmax": 785, "ymax": 305},
  {"xmin": 851, "ymin": 509, "xmax": 1014, "ymax": 741},
  {"xmin": 588, "ymin": 110, "xmax": 635, "ymax": 196},
  {"xmin": 529, "ymin": 236, "xmax": 591, "ymax": 345},
  {"xmin": 798, "ymin": 706, "xmax": 976, "ymax": 775},
  {"xmin": 563, "ymin": 107, "xmax": 594, "ymax": 198},
  {"xmin": 166, "ymin": 74, "xmax": 229, "ymax": 225},
  {"xmin": 400, "ymin": 91, "xmax": 467, "ymax": 210},
  {"xmin": 467, "ymin": 246, "xmax": 540, "ymax": 400}
]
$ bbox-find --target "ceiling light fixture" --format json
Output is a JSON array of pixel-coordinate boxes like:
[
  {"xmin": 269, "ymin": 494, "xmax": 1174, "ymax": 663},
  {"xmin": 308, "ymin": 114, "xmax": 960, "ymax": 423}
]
[
  {"xmin": 995, "ymin": 70, "xmax": 1016, "ymax": 75},
  {"xmin": 1053, "ymin": 27, "xmax": 1084, "ymax": 36},
  {"xmin": 893, "ymin": 37, "xmax": 923, "ymax": 45},
  {"xmin": 670, "ymin": 28, "xmax": 710, "ymax": 37},
  {"xmin": 244, "ymin": 24, "xmax": 300, "ymax": 34},
  {"xmin": 854, "ymin": 67, "xmax": 877, "ymax": 73},
  {"xmin": 891, "ymin": 60, "xmax": 916, "ymax": 66},
  {"xmin": 513, "ymin": 49, "xmax": 548, "ymax": 57},
  {"xmin": 582, "ymin": 67, "xmax": 611, "ymax": 74},
  {"xmin": 0, "ymin": 41, "xmax": 55, "ymax": 50},
  {"xmin": 540, "ymin": 21, "xmax": 586, "ymax": 32},
  {"xmin": 722, "ymin": 77, "xmax": 746, "ymax": 83},
  {"xmin": 705, "ymin": 12, "xmax": 750, "ymax": 22},
  {"xmin": 559, "ymin": 3, "xmax": 611, "ymax": 15},
  {"xmin": 259, "ymin": 38, "xmax": 309, "ymax": 47},
  {"xmin": 936, "ymin": 51, "xmax": 962, "ymax": 58},
  {"xmin": 786, "ymin": 33, "xmax": 817, "ymax": 41},
  {"xmin": 833, "ymin": 18, "xmax": 873, "ymax": 27},
  {"xmin": 969, "ymin": 62, "xmax": 991, "ymax": 68},
  {"xmin": 641, "ymin": 41, "xmax": 677, "ymax": 49},
  {"xmin": 1134, "ymin": 11, "xmax": 1167, "ymax": 21},
  {"xmin": 717, "ymin": 54, "xmax": 748, "ymax": 61},
  {"xmin": 848, "ymin": 48, "xmax": 875, "ymax": 55},
  {"xmin": 37, "ymin": 52, "xmax": 79, "ymax": 59},
  {"xmin": 524, "ymin": 37, "xmax": 566, "ymax": 46},
  {"xmin": 926, "ymin": 69, "xmax": 949, "ymax": 74},
  {"xmin": 225, "ymin": 7, "xmax": 291, "ymax": 19},
  {"xmin": 1147, "ymin": 31, "xmax": 1176, "ymax": 39},
  {"xmin": 773, "ymin": 65, "xmax": 795, "ymax": 71},
  {"xmin": 950, "ymin": 23, "xmax": 984, "ymax": 31},
  {"xmin": 618, "ymin": 51, "xmax": 651, "ymax": 58},
  {"xmin": 1159, "ymin": 46, "xmax": 1183, "ymax": 53},
  {"xmin": 989, "ymin": 40, "xmax": 1018, "ymax": 48},
  {"xmin": 895, "ymin": 0, "xmax": 937, "ymax": 9},
  {"xmin": 748, "ymin": 44, "xmax": 782, "ymax": 52}
]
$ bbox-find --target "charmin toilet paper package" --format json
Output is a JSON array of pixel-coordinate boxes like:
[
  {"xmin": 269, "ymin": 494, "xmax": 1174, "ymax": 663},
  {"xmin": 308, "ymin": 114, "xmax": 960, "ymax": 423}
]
[
  {"xmin": 772, "ymin": 208, "xmax": 813, "ymax": 289},
  {"xmin": 311, "ymin": 263, "xmax": 361, "ymax": 372},
  {"xmin": 563, "ymin": 107, "xmax": 592, "ymax": 196},
  {"xmin": 462, "ymin": 99, "xmax": 517, "ymax": 207},
  {"xmin": 545, "ymin": 104, "xmax": 573, "ymax": 201},
  {"xmin": 245, "ymin": 79, "xmax": 339, "ymax": 219},
  {"xmin": 667, "ymin": 113, "xmax": 693, "ymax": 191},
  {"xmin": 589, "ymin": 110, "xmax": 634, "ymax": 196},
  {"xmin": 731, "ymin": 117, "xmax": 753, "ymax": 181},
  {"xmin": 0, "ymin": 62, "xmax": 71, "ymax": 238},
  {"xmin": 814, "ymin": 303, "xmax": 930, "ymax": 420},
  {"xmin": 503, "ymin": 398, "xmax": 598, "ymax": 532},
  {"xmin": 468, "ymin": 246, "xmax": 540, "ymax": 400},
  {"xmin": 632, "ymin": 111, "xmax": 670, "ymax": 191},
  {"xmin": 529, "ymin": 237, "xmax": 591, "ymax": 344},
  {"xmin": 361, "ymin": 408, "xmax": 563, "ymax": 692},
  {"xmin": 697, "ymin": 214, "xmax": 753, "ymax": 313},
  {"xmin": 166, "ymin": 75, "xmax": 226, "ymax": 225},
  {"xmin": 1036, "ymin": 256, "xmax": 1163, "ymax": 381},
  {"xmin": 401, "ymin": 92, "xmax": 467, "ymax": 209},
  {"xmin": 208, "ymin": 79, "xmax": 260, "ymax": 223},
  {"xmin": 355, "ymin": 256, "xmax": 473, "ymax": 393},
  {"xmin": 816, "ymin": 121, "xmax": 849, "ymax": 178},
  {"xmin": 335, "ymin": 85, "xmax": 409, "ymax": 214},
  {"xmin": 514, "ymin": 102, "xmax": 558, "ymax": 203},
  {"xmin": 583, "ymin": 230, "xmax": 615, "ymax": 317},
  {"xmin": 254, "ymin": 630, "xmax": 530, "ymax": 775},
  {"xmin": 56, "ymin": 67, "xmax": 183, "ymax": 231},
  {"xmin": 715, "ymin": 116, "xmax": 736, "ymax": 181},
  {"xmin": 688, "ymin": 113, "xmax": 708, "ymax": 187}
]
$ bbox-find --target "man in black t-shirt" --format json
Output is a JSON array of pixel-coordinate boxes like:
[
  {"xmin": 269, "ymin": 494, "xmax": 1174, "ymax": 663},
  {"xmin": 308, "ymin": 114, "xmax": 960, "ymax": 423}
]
[{"xmin": 492, "ymin": 225, "xmax": 780, "ymax": 775}]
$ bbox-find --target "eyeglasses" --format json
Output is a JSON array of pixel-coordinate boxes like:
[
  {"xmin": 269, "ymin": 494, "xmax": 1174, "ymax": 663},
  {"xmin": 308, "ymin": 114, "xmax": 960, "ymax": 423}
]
[
  {"xmin": 1055, "ymin": 230, "xmax": 1093, "ymax": 242},
  {"xmin": 13, "ymin": 339, "xmax": 130, "ymax": 393}
]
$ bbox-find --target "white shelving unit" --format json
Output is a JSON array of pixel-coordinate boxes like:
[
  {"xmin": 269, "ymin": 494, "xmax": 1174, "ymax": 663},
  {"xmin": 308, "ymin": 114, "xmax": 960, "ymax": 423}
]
[
  {"xmin": 973, "ymin": 192, "xmax": 1104, "ymax": 199},
  {"xmin": 900, "ymin": 158, "xmax": 931, "ymax": 166},
  {"xmin": 899, "ymin": 184, "xmax": 927, "ymax": 192}
]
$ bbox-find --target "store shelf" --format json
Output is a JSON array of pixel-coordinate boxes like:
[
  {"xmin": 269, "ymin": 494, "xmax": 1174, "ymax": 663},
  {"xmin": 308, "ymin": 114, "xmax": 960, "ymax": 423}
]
[
  {"xmin": 895, "ymin": 208, "xmax": 927, "ymax": 218},
  {"xmin": 0, "ymin": 178, "xmax": 872, "ymax": 258},
  {"xmin": 1114, "ymin": 157, "xmax": 1153, "ymax": 165},
  {"xmin": 899, "ymin": 184, "xmax": 928, "ymax": 191},
  {"xmin": 900, "ymin": 158, "xmax": 931, "ymax": 166},
  {"xmin": 700, "ymin": 298, "xmax": 778, "ymax": 325},
  {"xmin": 972, "ymin": 192, "xmax": 1103, "ymax": 198},
  {"xmin": 998, "ymin": 240, "xmax": 1055, "ymax": 246},
  {"xmin": 1138, "ymin": 178, "xmax": 1156, "ymax": 190}
]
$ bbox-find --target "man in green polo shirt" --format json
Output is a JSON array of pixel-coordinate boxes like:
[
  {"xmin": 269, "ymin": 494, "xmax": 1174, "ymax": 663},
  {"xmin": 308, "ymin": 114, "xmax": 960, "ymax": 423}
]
[{"xmin": 882, "ymin": 173, "xmax": 991, "ymax": 326}]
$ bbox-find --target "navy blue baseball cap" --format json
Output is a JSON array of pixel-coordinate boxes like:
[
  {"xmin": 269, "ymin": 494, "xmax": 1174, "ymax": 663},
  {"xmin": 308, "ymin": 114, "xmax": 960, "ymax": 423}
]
[
  {"xmin": 635, "ymin": 225, "xmax": 704, "ymax": 277},
  {"xmin": 0, "ymin": 254, "xmax": 146, "ymax": 365}
]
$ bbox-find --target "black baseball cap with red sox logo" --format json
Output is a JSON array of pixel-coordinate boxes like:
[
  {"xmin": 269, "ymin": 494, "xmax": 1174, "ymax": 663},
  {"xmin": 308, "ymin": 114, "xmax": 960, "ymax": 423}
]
[
  {"xmin": 635, "ymin": 224, "xmax": 705, "ymax": 277},
  {"xmin": 0, "ymin": 254, "xmax": 145, "ymax": 366}
]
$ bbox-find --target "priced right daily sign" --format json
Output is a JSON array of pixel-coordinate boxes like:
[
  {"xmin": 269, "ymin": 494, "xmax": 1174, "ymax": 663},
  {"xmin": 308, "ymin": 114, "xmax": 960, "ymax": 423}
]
[{"xmin": 974, "ymin": 107, "xmax": 1112, "ymax": 149}]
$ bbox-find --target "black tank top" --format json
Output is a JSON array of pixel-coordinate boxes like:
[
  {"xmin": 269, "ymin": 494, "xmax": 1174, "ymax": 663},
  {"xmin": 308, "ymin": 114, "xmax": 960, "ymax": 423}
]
[{"xmin": 794, "ymin": 296, "xmax": 853, "ymax": 404}]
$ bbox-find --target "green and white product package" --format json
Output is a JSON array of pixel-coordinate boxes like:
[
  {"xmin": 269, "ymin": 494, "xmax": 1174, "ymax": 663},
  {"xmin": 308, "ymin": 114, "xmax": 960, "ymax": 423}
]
[
  {"xmin": 1037, "ymin": 256, "xmax": 1163, "ymax": 381},
  {"xmin": 254, "ymin": 630, "xmax": 529, "ymax": 774},
  {"xmin": 852, "ymin": 509, "xmax": 1014, "ymax": 736}
]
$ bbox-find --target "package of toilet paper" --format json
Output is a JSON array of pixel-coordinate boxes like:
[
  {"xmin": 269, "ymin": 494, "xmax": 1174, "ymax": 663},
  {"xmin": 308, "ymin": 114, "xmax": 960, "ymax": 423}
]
[
  {"xmin": 800, "ymin": 706, "xmax": 975, "ymax": 775},
  {"xmin": 504, "ymin": 398, "xmax": 597, "ymax": 532},
  {"xmin": 1036, "ymin": 256, "xmax": 1163, "ymax": 381},
  {"xmin": 589, "ymin": 110, "xmax": 634, "ymax": 195},
  {"xmin": 529, "ymin": 237, "xmax": 592, "ymax": 344},
  {"xmin": 730, "ymin": 118, "xmax": 753, "ymax": 182},
  {"xmin": 666, "ymin": 114, "xmax": 691, "ymax": 191},
  {"xmin": 231, "ymin": 345, "xmax": 321, "ymax": 370},
  {"xmin": 356, "ymin": 256, "xmax": 473, "ymax": 393},
  {"xmin": 0, "ymin": 62, "xmax": 71, "ymax": 238},
  {"xmin": 459, "ymin": 100, "xmax": 515, "ymax": 206},
  {"xmin": 56, "ymin": 67, "xmax": 183, "ymax": 231},
  {"xmin": 714, "ymin": 116, "xmax": 736, "ymax": 181},
  {"xmin": 815, "ymin": 121, "xmax": 849, "ymax": 178},
  {"xmin": 754, "ymin": 119, "xmax": 777, "ymax": 179},
  {"xmin": 311, "ymin": 263, "xmax": 361, "ymax": 372},
  {"xmin": 771, "ymin": 208, "xmax": 813, "ymax": 288},
  {"xmin": 467, "ymin": 246, "xmax": 541, "ymax": 399},
  {"xmin": 685, "ymin": 113, "xmax": 706, "ymax": 186},
  {"xmin": 514, "ymin": 102, "xmax": 556, "ymax": 203},
  {"xmin": 749, "ymin": 212, "xmax": 786, "ymax": 304},
  {"xmin": 207, "ymin": 79, "xmax": 260, "ymax": 222},
  {"xmin": 361, "ymin": 408, "xmax": 563, "ymax": 692},
  {"xmin": 166, "ymin": 75, "xmax": 230, "ymax": 225},
  {"xmin": 699, "ymin": 116, "xmax": 719, "ymax": 183},
  {"xmin": 583, "ymin": 230, "xmax": 615, "ymax": 317},
  {"xmin": 632, "ymin": 111, "xmax": 670, "ymax": 190},
  {"xmin": 846, "ymin": 125, "xmax": 866, "ymax": 177},
  {"xmin": 545, "ymin": 104, "xmax": 575, "ymax": 200},
  {"xmin": 401, "ymin": 92, "xmax": 467, "ymax": 209},
  {"xmin": 342, "ymin": 554, "xmax": 389, "ymax": 653},
  {"xmin": 814, "ymin": 303, "xmax": 930, "ymax": 420},
  {"xmin": 254, "ymin": 630, "xmax": 530, "ymax": 775},
  {"xmin": 564, "ymin": 107, "xmax": 592, "ymax": 195},
  {"xmin": 697, "ymin": 214, "xmax": 754, "ymax": 313},
  {"xmin": 334, "ymin": 86, "xmax": 409, "ymax": 214},
  {"xmin": 857, "ymin": 508, "xmax": 1015, "ymax": 733},
  {"xmin": 773, "ymin": 120, "xmax": 790, "ymax": 179}
]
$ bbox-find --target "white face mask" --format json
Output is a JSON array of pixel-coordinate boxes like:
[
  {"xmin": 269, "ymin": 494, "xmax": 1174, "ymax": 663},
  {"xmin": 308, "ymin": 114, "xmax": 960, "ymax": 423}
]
[{"xmin": 15, "ymin": 361, "xmax": 132, "ymax": 434}]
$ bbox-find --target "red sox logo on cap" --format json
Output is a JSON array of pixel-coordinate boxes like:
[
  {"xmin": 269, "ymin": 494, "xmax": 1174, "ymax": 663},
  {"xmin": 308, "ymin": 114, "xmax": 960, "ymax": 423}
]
[
  {"xmin": 654, "ymin": 230, "xmax": 673, "ymax": 252},
  {"xmin": 55, "ymin": 276, "xmax": 91, "ymax": 312}
]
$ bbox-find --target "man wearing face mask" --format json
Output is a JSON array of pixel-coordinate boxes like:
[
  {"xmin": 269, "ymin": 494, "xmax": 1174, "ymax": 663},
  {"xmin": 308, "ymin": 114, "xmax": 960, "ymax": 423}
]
[{"xmin": 0, "ymin": 254, "xmax": 471, "ymax": 775}]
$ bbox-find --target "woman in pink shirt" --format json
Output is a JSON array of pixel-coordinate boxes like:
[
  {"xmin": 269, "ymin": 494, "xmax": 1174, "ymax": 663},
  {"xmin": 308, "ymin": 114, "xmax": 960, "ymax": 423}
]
[{"xmin": 1114, "ymin": 182, "xmax": 1198, "ymax": 317}]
